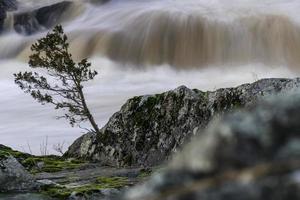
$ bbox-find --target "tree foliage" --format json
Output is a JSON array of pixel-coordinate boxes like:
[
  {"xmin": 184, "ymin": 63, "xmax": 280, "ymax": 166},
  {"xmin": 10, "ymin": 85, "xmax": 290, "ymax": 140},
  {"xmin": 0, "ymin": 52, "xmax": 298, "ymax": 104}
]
[{"xmin": 14, "ymin": 25, "xmax": 100, "ymax": 133}]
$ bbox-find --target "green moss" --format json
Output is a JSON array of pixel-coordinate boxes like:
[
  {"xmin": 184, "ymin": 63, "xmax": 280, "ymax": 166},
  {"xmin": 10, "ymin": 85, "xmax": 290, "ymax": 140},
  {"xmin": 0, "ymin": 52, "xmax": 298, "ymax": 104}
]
[
  {"xmin": 201, "ymin": 91, "xmax": 209, "ymax": 99},
  {"xmin": 22, "ymin": 156, "xmax": 86, "ymax": 173},
  {"xmin": 123, "ymin": 154, "xmax": 133, "ymax": 166},
  {"xmin": 131, "ymin": 94, "xmax": 163, "ymax": 127},
  {"xmin": 42, "ymin": 185, "xmax": 71, "ymax": 199},
  {"xmin": 138, "ymin": 168, "xmax": 152, "ymax": 178},
  {"xmin": 143, "ymin": 96, "xmax": 159, "ymax": 108},
  {"xmin": 138, "ymin": 172, "xmax": 149, "ymax": 178},
  {"xmin": 42, "ymin": 176, "xmax": 129, "ymax": 199},
  {"xmin": 0, "ymin": 145, "xmax": 85, "ymax": 173},
  {"xmin": 43, "ymin": 184, "xmax": 104, "ymax": 199},
  {"xmin": 96, "ymin": 176, "xmax": 129, "ymax": 188},
  {"xmin": 0, "ymin": 145, "xmax": 31, "ymax": 160}
]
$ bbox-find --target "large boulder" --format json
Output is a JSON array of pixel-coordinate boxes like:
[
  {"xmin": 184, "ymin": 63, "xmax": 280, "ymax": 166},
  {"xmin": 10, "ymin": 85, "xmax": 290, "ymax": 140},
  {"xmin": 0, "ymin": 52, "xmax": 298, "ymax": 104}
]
[
  {"xmin": 65, "ymin": 78, "xmax": 300, "ymax": 167},
  {"xmin": 0, "ymin": 155, "xmax": 37, "ymax": 192},
  {"xmin": 121, "ymin": 90, "xmax": 300, "ymax": 200},
  {"xmin": 14, "ymin": 1, "xmax": 72, "ymax": 35}
]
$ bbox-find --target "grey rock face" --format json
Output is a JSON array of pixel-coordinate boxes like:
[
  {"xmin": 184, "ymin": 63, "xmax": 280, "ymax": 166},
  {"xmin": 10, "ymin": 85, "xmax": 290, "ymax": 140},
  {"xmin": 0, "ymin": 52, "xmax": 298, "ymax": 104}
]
[
  {"xmin": 0, "ymin": 156, "xmax": 37, "ymax": 192},
  {"xmin": 14, "ymin": 1, "xmax": 72, "ymax": 35},
  {"xmin": 122, "ymin": 91, "xmax": 300, "ymax": 200},
  {"xmin": 65, "ymin": 78, "xmax": 300, "ymax": 167}
]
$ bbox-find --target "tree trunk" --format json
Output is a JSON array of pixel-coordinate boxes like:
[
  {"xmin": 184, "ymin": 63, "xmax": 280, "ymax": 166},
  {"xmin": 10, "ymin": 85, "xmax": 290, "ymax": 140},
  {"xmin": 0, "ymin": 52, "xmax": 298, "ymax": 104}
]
[{"xmin": 78, "ymin": 87, "xmax": 100, "ymax": 133}]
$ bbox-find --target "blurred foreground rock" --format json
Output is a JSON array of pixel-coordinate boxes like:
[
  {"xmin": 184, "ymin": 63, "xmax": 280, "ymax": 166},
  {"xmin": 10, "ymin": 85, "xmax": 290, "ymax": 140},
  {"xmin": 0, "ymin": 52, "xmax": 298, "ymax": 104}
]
[{"xmin": 121, "ymin": 91, "xmax": 300, "ymax": 200}]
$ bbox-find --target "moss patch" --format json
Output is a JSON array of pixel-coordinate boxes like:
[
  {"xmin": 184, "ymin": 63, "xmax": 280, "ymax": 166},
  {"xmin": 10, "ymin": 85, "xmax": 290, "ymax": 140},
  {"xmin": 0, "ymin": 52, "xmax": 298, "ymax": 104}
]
[
  {"xmin": 138, "ymin": 168, "xmax": 152, "ymax": 178},
  {"xmin": 0, "ymin": 145, "xmax": 31, "ymax": 159},
  {"xmin": 95, "ymin": 176, "xmax": 129, "ymax": 188},
  {"xmin": 42, "ymin": 176, "xmax": 129, "ymax": 199},
  {"xmin": 22, "ymin": 156, "xmax": 86, "ymax": 173},
  {"xmin": 0, "ymin": 145, "xmax": 31, "ymax": 160},
  {"xmin": 0, "ymin": 145, "xmax": 85, "ymax": 173}
]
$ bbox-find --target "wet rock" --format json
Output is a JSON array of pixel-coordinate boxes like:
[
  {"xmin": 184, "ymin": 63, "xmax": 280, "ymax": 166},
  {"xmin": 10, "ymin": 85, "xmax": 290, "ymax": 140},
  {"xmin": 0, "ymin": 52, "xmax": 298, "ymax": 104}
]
[
  {"xmin": 89, "ymin": 0, "xmax": 111, "ymax": 5},
  {"xmin": 65, "ymin": 78, "xmax": 300, "ymax": 167},
  {"xmin": 0, "ymin": 155, "xmax": 37, "ymax": 192},
  {"xmin": 14, "ymin": 1, "xmax": 72, "ymax": 35},
  {"xmin": 121, "ymin": 91, "xmax": 300, "ymax": 200},
  {"xmin": 0, "ymin": 0, "xmax": 17, "ymax": 11},
  {"xmin": 0, "ymin": 0, "xmax": 18, "ymax": 33}
]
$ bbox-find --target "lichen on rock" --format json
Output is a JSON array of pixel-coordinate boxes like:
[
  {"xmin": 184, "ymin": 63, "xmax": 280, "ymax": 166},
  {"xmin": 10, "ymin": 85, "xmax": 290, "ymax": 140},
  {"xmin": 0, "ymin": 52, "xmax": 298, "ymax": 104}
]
[{"xmin": 65, "ymin": 78, "xmax": 300, "ymax": 167}]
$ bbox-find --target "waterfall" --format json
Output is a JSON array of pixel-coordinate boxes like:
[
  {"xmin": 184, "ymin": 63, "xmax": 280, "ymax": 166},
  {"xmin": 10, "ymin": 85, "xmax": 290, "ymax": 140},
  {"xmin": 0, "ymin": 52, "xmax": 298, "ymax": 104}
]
[{"xmin": 1, "ymin": 0, "xmax": 300, "ymax": 68}]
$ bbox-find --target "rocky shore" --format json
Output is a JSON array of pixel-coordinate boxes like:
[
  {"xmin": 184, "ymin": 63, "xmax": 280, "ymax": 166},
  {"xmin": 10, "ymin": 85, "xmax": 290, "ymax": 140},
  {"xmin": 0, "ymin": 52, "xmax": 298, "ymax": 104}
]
[
  {"xmin": 1, "ymin": 77, "xmax": 300, "ymax": 199},
  {"xmin": 0, "ymin": 144, "xmax": 151, "ymax": 200}
]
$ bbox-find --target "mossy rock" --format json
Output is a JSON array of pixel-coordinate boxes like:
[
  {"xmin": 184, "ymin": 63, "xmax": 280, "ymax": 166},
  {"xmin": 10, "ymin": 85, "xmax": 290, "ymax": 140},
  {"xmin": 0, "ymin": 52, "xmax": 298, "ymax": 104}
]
[
  {"xmin": 22, "ymin": 156, "xmax": 86, "ymax": 173},
  {"xmin": 95, "ymin": 176, "xmax": 129, "ymax": 188},
  {"xmin": 0, "ymin": 144, "xmax": 85, "ymax": 173},
  {"xmin": 42, "ymin": 176, "xmax": 129, "ymax": 199},
  {"xmin": 0, "ymin": 145, "xmax": 31, "ymax": 160},
  {"xmin": 138, "ymin": 168, "xmax": 152, "ymax": 178}
]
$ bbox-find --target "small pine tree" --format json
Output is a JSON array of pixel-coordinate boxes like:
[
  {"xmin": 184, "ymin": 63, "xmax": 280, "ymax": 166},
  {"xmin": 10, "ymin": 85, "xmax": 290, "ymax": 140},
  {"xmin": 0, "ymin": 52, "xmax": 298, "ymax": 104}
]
[{"xmin": 14, "ymin": 25, "xmax": 100, "ymax": 133}]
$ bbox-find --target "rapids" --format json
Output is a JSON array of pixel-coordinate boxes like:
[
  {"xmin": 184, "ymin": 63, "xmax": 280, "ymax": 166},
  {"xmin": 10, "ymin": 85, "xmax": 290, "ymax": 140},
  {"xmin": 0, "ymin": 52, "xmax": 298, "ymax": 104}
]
[{"xmin": 0, "ymin": 0, "xmax": 298, "ymax": 154}]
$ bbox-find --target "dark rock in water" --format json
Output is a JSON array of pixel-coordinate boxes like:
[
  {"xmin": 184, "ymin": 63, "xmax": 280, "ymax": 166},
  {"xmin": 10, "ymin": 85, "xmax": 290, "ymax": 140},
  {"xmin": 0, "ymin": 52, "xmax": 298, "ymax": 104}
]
[
  {"xmin": 121, "ymin": 91, "xmax": 300, "ymax": 200},
  {"xmin": 35, "ymin": 1, "xmax": 72, "ymax": 29},
  {"xmin": 14, "ymin": 1, "xmax": 72, "ymax": 35},
  {"xmin": 1, "ymin": 0, "xmax": 18, "ymax": 11},
  {"xmin": 89, "ymin": 0, "xmax": 111, "ymax": 5},
  {"xmin": 65, "ymin": 78, "xmax": 300, "ymax": 167},
  {"xmin": 0, "ymin": 10, "xmax": 5, "ymax": 32},
  {"xmin": 0, "ymin": 155, "xmax": 37, "ymax": 192},
  {"xmin": 13, "ymin": 13, "xmax": 40, "ymax": 35},
  {"xmin": 0, "ymin": 0, "xmax": 18, "ymax": 33}
]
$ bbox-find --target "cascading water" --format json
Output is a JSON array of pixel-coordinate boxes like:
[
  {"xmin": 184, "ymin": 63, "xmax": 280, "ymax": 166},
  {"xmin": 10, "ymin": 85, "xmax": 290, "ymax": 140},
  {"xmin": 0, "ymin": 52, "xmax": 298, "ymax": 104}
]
[{"xmin": 0, "ymin": 0, "xmax": 298, "ymax": 154}]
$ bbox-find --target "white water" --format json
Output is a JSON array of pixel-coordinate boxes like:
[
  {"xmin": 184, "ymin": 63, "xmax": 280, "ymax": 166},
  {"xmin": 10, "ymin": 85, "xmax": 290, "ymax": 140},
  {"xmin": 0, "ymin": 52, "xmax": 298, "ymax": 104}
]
[{"xmin": 0, "ymin": 0, "xmax": 299, "ymax": 154}]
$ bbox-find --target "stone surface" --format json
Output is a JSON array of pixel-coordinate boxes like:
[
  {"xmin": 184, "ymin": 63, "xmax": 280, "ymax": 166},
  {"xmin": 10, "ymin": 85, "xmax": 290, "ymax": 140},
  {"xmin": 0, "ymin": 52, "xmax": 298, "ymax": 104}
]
[
  {"xmin": 0, "ymin": 155, "xmax": 37, "ymax": 192},
  {"xmin": 120, "ymin": 91, "xmax": 300, "ymax": 200},
  {"xmin": 65, "ymin": 78, "xmax": 300, "ymax": 167},
  {"xmin": 0, "ymin": 144, "xmax": 147, "ymax": 200},
  {"xmin": 0, "ymin": 193, "xmax": 54, "ymax": 200}
]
